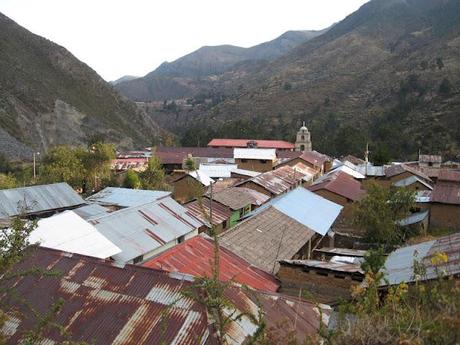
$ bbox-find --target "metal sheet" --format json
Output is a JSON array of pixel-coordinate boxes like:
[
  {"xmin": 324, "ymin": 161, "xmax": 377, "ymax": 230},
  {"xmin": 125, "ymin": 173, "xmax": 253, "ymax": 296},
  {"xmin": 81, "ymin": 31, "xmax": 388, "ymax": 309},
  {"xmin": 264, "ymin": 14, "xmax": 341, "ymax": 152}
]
[
  {"xmin": 233, "ymin": 148, "xmax": 276, "ymax": 160},
  {"xmin": 86, "ymin": 187, "xmax": 171, "ymax": 208}
]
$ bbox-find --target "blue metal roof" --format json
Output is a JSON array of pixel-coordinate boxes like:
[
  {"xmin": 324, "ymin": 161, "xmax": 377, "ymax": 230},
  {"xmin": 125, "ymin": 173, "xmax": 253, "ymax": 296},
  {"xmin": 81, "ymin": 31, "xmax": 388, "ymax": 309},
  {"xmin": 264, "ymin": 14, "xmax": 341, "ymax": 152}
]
[
  {"xmin": 245, "ymin": 187, "xmax": 343, "ymax": 236},
  {"xmin": 0, "ymin": 183, "xmax": 85, "ymax": 220},
  {"xmin": 86, "ymin": 187, "xmax": 171, "ymax": 208}
]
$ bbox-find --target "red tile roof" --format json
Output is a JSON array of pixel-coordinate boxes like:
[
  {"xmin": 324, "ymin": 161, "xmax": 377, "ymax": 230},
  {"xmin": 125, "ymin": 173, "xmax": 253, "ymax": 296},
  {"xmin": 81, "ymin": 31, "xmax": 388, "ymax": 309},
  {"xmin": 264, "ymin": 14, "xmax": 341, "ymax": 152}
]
[
  {"xmin": 143, "ymin": 235, "xmax": 280, "ymax": 292},
  {"xmin": 208, "ymin": 139, "xmax": 295, "ymax": 150},
  {"xmin": 308, "ymin": 171, "xmax": 365, "ymax": 202}
]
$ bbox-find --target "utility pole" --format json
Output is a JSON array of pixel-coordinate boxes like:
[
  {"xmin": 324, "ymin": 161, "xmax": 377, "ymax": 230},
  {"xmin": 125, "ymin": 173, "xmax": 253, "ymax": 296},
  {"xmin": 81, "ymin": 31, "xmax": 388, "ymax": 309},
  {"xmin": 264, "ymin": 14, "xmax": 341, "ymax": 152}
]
[
  {"xmin": 33, "ymin": 152, "xmax": 40, "ymax": 180},
  {"xmin": 364, "ymin": 143, "xmax": 369, "ymax": 176}
]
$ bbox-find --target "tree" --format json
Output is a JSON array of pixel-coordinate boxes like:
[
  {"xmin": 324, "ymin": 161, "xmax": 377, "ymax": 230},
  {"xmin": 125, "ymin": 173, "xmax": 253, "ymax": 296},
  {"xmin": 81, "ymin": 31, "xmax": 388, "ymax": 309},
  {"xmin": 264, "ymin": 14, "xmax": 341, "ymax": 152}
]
[
  {"xmin": 184, "ymin": 156, "xmax": 196, "ymax": 171},
  {"xmin": 80, "ymin": 142, "xmax": 116, "ymax": 192},
  {"xmin": 123, "ymin": 170, "xmax": 141, "ymax": 189},
  {"xmin": 0, "ymin": 174, "xmax": 17, "ymax": 190},
  {"xmin": 371, "ymin": 145, "xmax": 391, "ymax": 165},
  {"xmin": 0, "ymin": 154, "xmax": 11, "ymax": 174},
  {"xmin": 39, "ymin": 146, "xmax": 86, "ymax": 189},
  {"xmin": 353, "ymin": 182, "xmax": 415, "ymax": 245},
  {"xmin": 140, "ymin": 155, "xmax": 169, "ymax": 190}
]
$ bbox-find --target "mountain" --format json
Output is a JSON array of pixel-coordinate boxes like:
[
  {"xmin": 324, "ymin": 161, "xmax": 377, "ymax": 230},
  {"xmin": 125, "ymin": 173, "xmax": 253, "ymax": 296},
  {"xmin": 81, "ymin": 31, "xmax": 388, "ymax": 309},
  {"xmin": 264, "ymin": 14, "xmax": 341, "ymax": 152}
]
[
  {"xmin": 110, "ymin": 75, "xmax": 139, "ymax": 85},
  {"xmin": 114, "ymin": 29, "xmax": 327, "ymax": 101},
  {"xmin": 0, "ymin": 13, "xmax": 163, "ymax": 160},
  {"xmin": 147, "ymin": 0, "xmax": 460, "ymax": 160}
]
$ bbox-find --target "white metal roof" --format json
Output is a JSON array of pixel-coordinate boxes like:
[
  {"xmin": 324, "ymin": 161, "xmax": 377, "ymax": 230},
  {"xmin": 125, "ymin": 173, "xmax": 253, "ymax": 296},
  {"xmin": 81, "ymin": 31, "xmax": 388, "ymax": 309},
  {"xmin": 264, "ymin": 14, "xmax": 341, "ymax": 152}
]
[
  {"xmin": 233, "ymin": 148, "xmax": 276, "ymax": 160},
  {"xmin": 188, "ymin": 170, "xmax": 214, "ymax": 186},
  {"xmin": 328, "ymin": 163, "xmax": 366, "ymax": 180},
  {"xmin": 393, "ymin": 175, "xmax": 433, "ymax": 190},
  {"xmin": 198, "ymin": 163, "xmax": 238, "ymax": 178},
  {"xmin": 29, "ymin": 211, "xmax": 121, "ymax": 259},
  {"xmin": 230, "ymin": 168, "xmax": 261, "ymax": 178},
  {"xmin": 86, "ymin": 187, "xmax": 171, "ymax": 208}
]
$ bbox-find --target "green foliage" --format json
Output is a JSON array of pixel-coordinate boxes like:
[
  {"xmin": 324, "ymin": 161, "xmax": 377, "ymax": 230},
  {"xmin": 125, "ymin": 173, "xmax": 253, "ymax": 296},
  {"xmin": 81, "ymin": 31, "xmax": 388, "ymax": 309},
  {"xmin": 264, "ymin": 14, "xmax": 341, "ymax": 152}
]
[
  {"xmin": 360, "ymin": 247, "xmax": 386, "ymax": 275},
  {"xmin": 0, "ymin": 155, "xmax": 11, "ymax": 174},
  {"xmin": 184, "ymin": 157, "xmax": 196, "ymax": 171},
  {"xmin": 140, "ymin": 155, "xmax": 170, "ymax": 191},
  {"xmin": 353, "ymin": 183, "xmax": 415, "ymax": 245},
  {"xmin": 0, "ymin": 174, "xmax": 17, "ymax": 190},
  {"xmin": 371, "ymin": 145, "xmax": 391, "ymax": 165},
  {"xmin": 123, "ymin": 170, "xmax": 141, "ymax": 189}
]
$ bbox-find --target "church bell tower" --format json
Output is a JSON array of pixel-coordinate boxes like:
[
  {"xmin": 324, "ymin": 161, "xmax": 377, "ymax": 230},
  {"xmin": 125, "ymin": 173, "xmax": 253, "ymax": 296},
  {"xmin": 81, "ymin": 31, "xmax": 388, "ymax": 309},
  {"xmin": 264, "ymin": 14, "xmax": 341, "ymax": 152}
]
[{"xmin": 295, "ymin": 122, "xmax": 312, "ymax": 152}]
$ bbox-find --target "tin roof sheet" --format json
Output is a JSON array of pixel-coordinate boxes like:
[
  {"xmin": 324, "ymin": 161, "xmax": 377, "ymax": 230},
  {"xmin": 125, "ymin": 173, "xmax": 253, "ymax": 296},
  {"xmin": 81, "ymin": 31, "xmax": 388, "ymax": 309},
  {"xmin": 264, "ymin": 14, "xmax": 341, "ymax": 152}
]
[
  {"xmin": 437, "ymin": 169, "xmax": 460, "ymax": 183},
  {"xmin": 397, "ymin": 210, "xmax": 429, "ymax": 226},
  {"xmin": 29, "ymin": 211, "xmax": 121, "ymax": 259},
  {"xmin": 73, "ymin": 203, "xmax": 110, "ymax": 220},
  {"xmin": 86, "ymin": 187, "xmax": 171, "ymax": 208},
  {"xmin": 242, "ymin": 165, "xmax": 306, "ymax": 195},
  {"xmin": 208, "ymin": 138, "xmax": 295, "ymax": 150},
  {"xmin": 309, "ymin": 171, "xmax": 365, "ymax": 202},
  {"xmin": 329, "ymin": 163, "xmax": 366, "ymax": 179},
  {"xmin": 198, "ymin": 163, "xmax": 238, "ymax": 178},
  {"xmin": 419, "ymin": 154, "xmax": 442, "ymax": 163},
  {"xmin": 211, "ymin": 187, "xmax": 262, "ymax": 211},
  {"xmin": 280, "ymin": 259, "xmax": 364, "ymax": 275},
  {"xmin": 219, "ymin": 206, "xmax": 316, "ymax": 274},
  {"xmin": 3, "ymin": 247, "xmax": 330, "ymax": 344},
  {"xmin": 393, "ymin": 175, "xmax": 433, "ymax": 190},
  {"xmin": 230, "ymin": 168, "xmax": 261, "ymax": 178},
  {"xmin": 185, "ymin": 198, "xmax": 232, "ymax": 227},
  {"xmin": 233, "ymin": 148, "xmax": 277, "ymax": 160},
  {"xmin": 143, "ymin": 234, "xmax": 280, "ymax": 292},
  {"xmin": 89, "ymin": 197, "xmax": 201, "ymax": 263},
  {"xmin": 314, "ymin": 247, "xmax": 367, "ymax": 257},
  {"xmin": 416, "ymin": 190, "xmax": 432, "ymax": 203},
  {"xmin": 380, "ymin": 232, "xmax": 460, "ymax": 286},
  {"xmin": 155, "ymin": 147, "xmax": 234, "ymax": 165},
  {"xmin": 298, "ymin": 151, "xmax": 331, "ymax": 167},
  {"xmin": 188, "ymin": 170, "xmax": 214, "ymax": 187},
  {"xmin": 431, "ymin": 183, "xmax": 460, "ymax": 204},
  {"xmin": 385, "ymin": 164, "xmax": 432, "ymax": 181},
  {"xmin": 0, "ymin": 183, "xmax": 85, "ymax": 220}
]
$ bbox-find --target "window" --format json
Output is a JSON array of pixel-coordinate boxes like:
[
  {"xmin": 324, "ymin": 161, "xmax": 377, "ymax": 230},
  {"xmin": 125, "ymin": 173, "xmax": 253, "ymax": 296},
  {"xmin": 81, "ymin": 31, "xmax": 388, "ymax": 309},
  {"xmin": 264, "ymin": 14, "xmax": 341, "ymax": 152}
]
[
  {"xmin": 177, "ymin": 235, "xmax": 185, "ymax": 244},
  {"xmin": 133, "ymin": 255, "xmax": 144, "ymax": 264},
  {"xmin": 241, "ymin": 159, "xmax": 248, "ymax": 163},
  {"xmin": 301, "ymin": 135, "xmax": 305, "ymax": 140},
  {"xmin": 260, "ymin": 160, "xmax": 267, "ymax": 164}
]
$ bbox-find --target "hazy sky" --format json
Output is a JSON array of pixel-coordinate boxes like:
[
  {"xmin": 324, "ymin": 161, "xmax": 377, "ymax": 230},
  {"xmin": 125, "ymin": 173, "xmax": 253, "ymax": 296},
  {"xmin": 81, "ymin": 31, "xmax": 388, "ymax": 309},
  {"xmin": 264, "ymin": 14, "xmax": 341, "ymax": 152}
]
[{"xmin": 0, "ymin": 0, "xmax": 369, "ymax": 81}]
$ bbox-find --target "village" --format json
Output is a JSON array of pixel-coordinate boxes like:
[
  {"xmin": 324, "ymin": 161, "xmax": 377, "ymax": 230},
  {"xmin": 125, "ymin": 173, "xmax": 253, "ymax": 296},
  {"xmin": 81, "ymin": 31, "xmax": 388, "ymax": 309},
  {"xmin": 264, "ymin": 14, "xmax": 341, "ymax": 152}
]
[{"xmin": 1, "ymin": 123, "xmax": 459, "ymax": 344}]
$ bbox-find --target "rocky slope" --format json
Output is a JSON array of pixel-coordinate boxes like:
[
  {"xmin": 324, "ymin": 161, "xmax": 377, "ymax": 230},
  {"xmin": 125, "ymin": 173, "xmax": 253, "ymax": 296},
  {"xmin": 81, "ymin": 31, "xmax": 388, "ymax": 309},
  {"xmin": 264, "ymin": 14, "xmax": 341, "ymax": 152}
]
[
  {"xmin": 0, "ymin": 12, "xmax": 163, "ymax": 159},
  {"xmin": 147, "ymin": 0, "xmax": 460, "ymax": 160},
  {"xmin": 115, "ymin": 29, "xmax": 326, "ymax": 101}
]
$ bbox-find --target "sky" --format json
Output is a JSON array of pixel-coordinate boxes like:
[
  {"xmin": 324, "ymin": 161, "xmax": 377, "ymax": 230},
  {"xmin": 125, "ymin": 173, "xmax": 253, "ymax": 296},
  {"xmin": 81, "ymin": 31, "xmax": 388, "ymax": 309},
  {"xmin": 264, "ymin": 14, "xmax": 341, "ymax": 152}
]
[{"xmin": 0, "ymin": 0, "xmax": 369, "ymax": 81}]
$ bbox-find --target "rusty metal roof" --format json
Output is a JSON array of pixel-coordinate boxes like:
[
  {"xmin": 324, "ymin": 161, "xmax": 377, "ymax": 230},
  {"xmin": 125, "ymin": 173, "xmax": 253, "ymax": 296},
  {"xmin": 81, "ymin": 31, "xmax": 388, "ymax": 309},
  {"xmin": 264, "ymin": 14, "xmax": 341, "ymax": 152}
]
[
  {"xmin": 219, "ymin": 206, "xmax": 316, "ymax": 274},
  {"xmin": 208, "ymin": 138, "xmax": 295, "ymax": 150},
  {"xmin": 437, "ymin": 169, "xmax": 460, "ymax": 183},
  {"xmin": 309, "ymin": 171, "xmax": 365, "ymax": 202},
  {"xmin": 380, "ymin": 232, "xmax": 460, "ymax": 286},
  {"xmin": 298, "ymin": 151, "xmax": 331, "ymax": 167},
  {"xmin": 143, "ymin": 234, "xmax": 280, "ymax": 292},
  {"xmin": 0, "ymin": 183, "xmax": 85, "ymax": 220},
  {"xmin": 2, "ymin": 247, "xmax": 330, "ymax": 344},
  {"xmin": 210, "ymin": 187, "xmax": 261, "ymax": 211},
  {"xmin": 314, "ymin": 247, "xmax": 367, "ymax": 257},
  {"xmin": 385, "ymin": 164, "xmax": 432, "ymax": 182},
  {"xmin": 185, "ymin": 198, "xmax": 232, "ymax": 227},
  {"xmin": 419, "ymin": 154, "xmax": 442, "ymax": 163},
  {"xmin": 431, "ymin": 183, "xmax": 460, "ymax": 205},
  {"xmin": 155, "ymin": 147, "xmax": 234, "ymax": 165}
]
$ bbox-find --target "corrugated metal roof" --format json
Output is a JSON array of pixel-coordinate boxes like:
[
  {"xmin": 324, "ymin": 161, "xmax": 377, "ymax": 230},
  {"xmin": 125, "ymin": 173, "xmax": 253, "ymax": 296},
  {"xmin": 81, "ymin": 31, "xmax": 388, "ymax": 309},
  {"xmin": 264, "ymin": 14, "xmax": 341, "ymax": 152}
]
[
  {"xmin": 328, "ymin": 163, "xmax": 366, "ymax": 179},
  {"xmin": 235, "ymin": 187, "xmax": 270, "ymax": 206},
  {"xmin": 419, "ymin": 154, "xmax": 442, "ymax": 163},
  {"xmin": 3, "ymin": 247, "xmax": 330, "ymax": 344},
  {"xmin": 233, "ymin": 148, "xmax": 276, "ymax": 160},
  {"xmin": 198, "ymin": 163, "xmax": 238, "ymax": 178},
  {"xmin": 385, "ymin": 164, "xmax": 432, "ymax": 182},
  {"xmin": 143, "ymin": 234, "xmax": 280, "ymax": 292},
  {"xmin": 314, "ymin": 247, "xmax": 367, "ymax": 257},
  {"xmin": 380, "ymin": 232, "xmax": 460, "ymax": 286},
  {"xmin": 0, "ymin": 183, "xmax": 85, "ymax": 220},
  {"xmin": 111, "ymin": 158, "xmax": 148, "ymax": 171},
  {"xmin": 298, "ymin": 151, "xmax": 331, "ymax": 167},
  {"xmin": 280, "ymin": 260, "xmax": 364, "ymax": 275},
  {"xmin": 219, "ymin": 206, "xmax": 316, "ymax": 274},
  {"xmin": 208, "ymin": 138, "xmax": 295, "ymax": 150},
  {"xmin": 393, "ymin": 175, "xmax": 433, "ymax": 190},
  {"xmin": 29, "ymin": 211, "xmax": 121, "ymax": 259},
  {"xmin": 86, "ymin": 187, "xmax": 171, "ymax": 208},
  {"xmin": 155, "ymin": 147, "xmax": 234, "ymax": 165},
  {"xmin": 341, "ymin": 155, "xmax": 366, "ymax": 165},
  {"xmin": 188, "ymin": 171, "xmax": 214, "ymax": 187},
  {"xmin": 309, "ymin": 171, "xmax": 365, "ymax": 202},
  {"xmin": 416, "ymin": 190, "xmax": 432, "ymax": 203},
  {"xmin": 73, "ymin": 203, "xmax": 110, "ymax": 220},
  {"xmin": 354, "ymin": 163, "xmax": 386, "ymax": 177},
  {"xmin": 230, "ymin": 168, "xmax": 260, "ymax": 178},
  {"xmin": 89, "ymin": 197, "xmax": 201, "ymax": 263},
  {"xmin": 211, "ymin": 187, "xmax": 259, "ymax": 211},
  {"xmin": 249, "ymin": 187, "xmax": 343, "ymax": 236},
  {"xmin": 241, "ymin": 165, "xmax": 306, "ymax": 195},
  {"xmin": 398, "ymin": 210, "xmax": 429, "ymax": 226},
  {"xmin": 437, "ymin": 169, "xmax": 460, "ymax": 183},
  {"xmin": 185, "ymin": 198, "xmax": 232, "ymax": 227},
  {"xmin": 431, "ymin": 183, "xmax": 460, "ymax": 205}
]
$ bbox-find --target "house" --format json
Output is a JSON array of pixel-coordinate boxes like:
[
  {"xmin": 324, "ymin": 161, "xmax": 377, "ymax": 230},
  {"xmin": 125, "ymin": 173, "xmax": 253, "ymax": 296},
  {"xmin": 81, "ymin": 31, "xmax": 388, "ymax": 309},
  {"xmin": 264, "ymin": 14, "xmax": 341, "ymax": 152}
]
[
  {"xmin": 1, "ymin": 247, "xmax": 331, "ymax": 344},
  {"xmin": 276, "ymin": 150, "xmax": 331, "ymax": 175},
  {"xmin": 185, "ymin": 197, "xmax": 233, "ymax": 233},
  {"xmin": 378, "ymin": 232, "xmax": 460, "ymax": 287},
  {"xmin": 430, "ymin": 170, "xmax": 460, "ymax": 229},
  {"xmin": 341, "ymin": 155, "xmax": 365, "ymax": 166},
  {"xmin": 237, "ymin": 165, "xmax": 307, "ymax": 197},
  {"xmin": 384, "ymin": 164, "xmax": 432, "ymax": 187},
  {"xmin": 86, "ymin": 187, "xmax": 171, "ymax": 209},
  {"xmin": 208, "ymin": 138, "xmax": 295, "ymax": 151},
  {"xmin": 170, "ymin": 170, "xmax": 214, "ymax": 203},
  {"xmin": 277, "ymin": 259, "xmax": 364, "ymax": 304},
  {"xmin": 397, "ymin": 209, "xmax": 430, "ymax": 234},
  {"xmin": 219, "ymin": 188, "xmax": 343, "ymax": 274},
  {"xmin": 392, "ymin": 175, "xmax": 433, "ymax": 192},
  {"xmin": 143, "ymin": 234, "xmax": 280, "ymax": 292},
  {"xmin": 111, "ymin": 157, "xmax": 148, "ymax": 172},
  {"xmin": 198, "ymin": 163, "xmax": 238, "ymax": 178},
  {"xmin": 234, "ymin": 148, "xmax": 277, "ymax": 172},
  {"xmin": 0, "ymin": 183, "xmax": 85, "ymax": 224},
  {"xmin": 28, "ymin": 211, "xmax": 121, "ymax": 259},
  {"xmin": 308, "ymin": 171, "xmax": 365, "ymax": 223},
  {"xmin": 87, "ymin": 196, "xmax": 202, "ymax": 264},
  {"xmin": 327, "ymin": 161, "xmax": 366, "ymax": 180},
  {"xmin": 72, "ymin": 203, "xmax": 111, "ymax": 220},
  {"xmin": 419, "ymin": 154, "xmax": 442, "ymax": 168}
]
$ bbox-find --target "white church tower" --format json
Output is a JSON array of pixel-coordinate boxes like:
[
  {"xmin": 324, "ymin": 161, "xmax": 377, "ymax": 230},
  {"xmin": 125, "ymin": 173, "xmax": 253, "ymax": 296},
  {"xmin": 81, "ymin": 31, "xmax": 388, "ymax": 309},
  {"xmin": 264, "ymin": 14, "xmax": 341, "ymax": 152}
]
[{"xmin": 295, "ymin": 122, "xmax": 312, "ymax": 152}]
